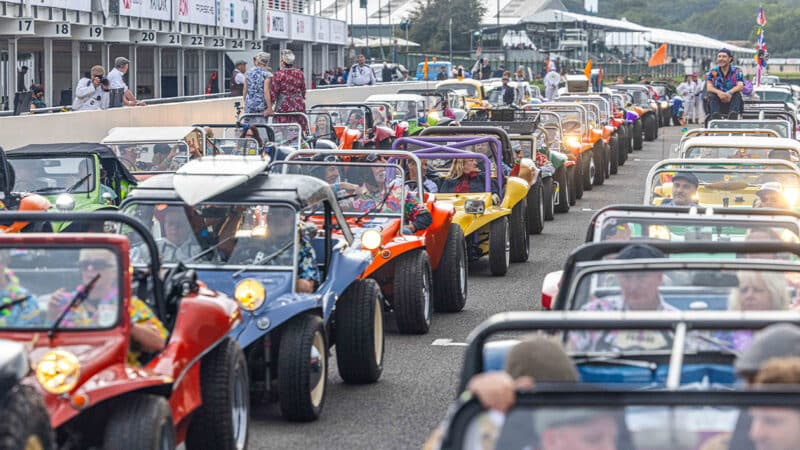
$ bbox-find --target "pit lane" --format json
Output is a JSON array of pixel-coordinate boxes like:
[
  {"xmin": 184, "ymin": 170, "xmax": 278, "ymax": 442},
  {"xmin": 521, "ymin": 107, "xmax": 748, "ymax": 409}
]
[{"xmin": 247, "ymin": 126, "xmax": 684, "ymax": 449}]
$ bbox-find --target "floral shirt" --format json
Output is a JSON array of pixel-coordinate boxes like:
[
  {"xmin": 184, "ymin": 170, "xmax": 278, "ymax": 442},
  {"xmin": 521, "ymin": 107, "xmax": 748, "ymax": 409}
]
[
  {"xmin": 52, "ymin": 287, "xmax": 168, "ymax": 366},
  {"xmin": 245, "ymin": 67, "xmax": 273, "ymax": 114},
  {"xmin": 298, "ymin": 237, "xmax": 320, "ymax": 283},
  {"xmin": 352, "ymin": 185, "xmax": 428, "ymax": 225},
  {"xmin": 707, "ymin": 66, "xmax": 743, "ymax": 93},
  {"xmin": 271, "ymin": 68, "xmax": 307, "ymax": 131},
  {"xmin": 0, "ymin": 270, "xmax": 41, "ymax": 327}
]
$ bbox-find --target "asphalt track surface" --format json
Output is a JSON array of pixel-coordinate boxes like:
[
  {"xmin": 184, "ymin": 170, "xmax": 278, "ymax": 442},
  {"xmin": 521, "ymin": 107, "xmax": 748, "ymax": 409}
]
[{"xmin": 248, "ymin": 126, "xmax": 684, "ymax": 449}]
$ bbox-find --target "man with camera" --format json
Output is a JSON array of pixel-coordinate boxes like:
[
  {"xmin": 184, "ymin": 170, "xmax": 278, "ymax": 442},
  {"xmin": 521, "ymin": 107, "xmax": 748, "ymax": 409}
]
[{"xmin": 72, "ymin": 65, "xmax": 111, "ymax": 111}]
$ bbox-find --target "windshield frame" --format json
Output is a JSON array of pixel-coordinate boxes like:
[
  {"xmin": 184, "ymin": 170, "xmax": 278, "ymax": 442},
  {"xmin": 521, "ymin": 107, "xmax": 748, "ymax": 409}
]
[{"xmin": 7, "ymin": 154, "xmax": 97, "ymax": 195}]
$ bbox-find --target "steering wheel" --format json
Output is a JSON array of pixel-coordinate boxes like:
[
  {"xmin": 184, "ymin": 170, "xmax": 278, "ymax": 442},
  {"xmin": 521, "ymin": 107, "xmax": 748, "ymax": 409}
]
[{"xmin": 404, "ymin": 180, "xmax": 419, "ymax": 192}]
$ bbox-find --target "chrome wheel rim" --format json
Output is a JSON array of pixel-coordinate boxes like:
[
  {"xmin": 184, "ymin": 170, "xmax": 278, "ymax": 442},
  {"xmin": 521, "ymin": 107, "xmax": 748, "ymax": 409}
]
[
  {"xmin": 422, "ymin": 264, "xmax": 431, "ymax": 324},
  {"xmin": 458, "ymin": 241, "xmax": 467, "ymax": 296},
  {"xmin": 309, "ymin": 332, "xmax": 326, "ymax": 407},
  {"xmin": 373, "ymin": 297, "xmax": 384, "ymax": 364},
  {"xmin": 232, "ymin": 364, "xmax": 249, "ymax": 450},
  {"xmin": 504, "ymin": 220, "xmax": 510, "ymax": 266}
]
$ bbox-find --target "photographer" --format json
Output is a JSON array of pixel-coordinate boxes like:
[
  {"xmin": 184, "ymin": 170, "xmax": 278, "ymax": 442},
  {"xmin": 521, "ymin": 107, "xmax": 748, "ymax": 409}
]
[{"xmin": 72, "ymin": 65, "xmax": 110, "ymax": 111}]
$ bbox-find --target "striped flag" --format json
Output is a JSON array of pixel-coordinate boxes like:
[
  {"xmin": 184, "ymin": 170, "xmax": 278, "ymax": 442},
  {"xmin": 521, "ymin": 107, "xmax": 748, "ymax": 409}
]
[{"xmin": 757, "ymin": 6, "xmax": 766, "ymax": 26}]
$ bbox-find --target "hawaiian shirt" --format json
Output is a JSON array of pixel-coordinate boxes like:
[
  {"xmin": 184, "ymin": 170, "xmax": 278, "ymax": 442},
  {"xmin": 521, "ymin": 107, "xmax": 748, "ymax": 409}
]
[
  {"xmin": 298, "ymin": 237, "xmax": 320, "ymax": 283},
  {"xmin": 0, "ymin": 270, "xmax": 41, "ymax": 327},
  {"xmin": 352, "ymin": 186, "xmax": 428, "ymax": 224},
  {"xmin": 707, "ymin": 66, "xmax": 743, "ymax": 93},
  {"xmin": 52, "ymin": 287, "xmax": 168, "ymax": 366},
  {"xmin": 244, "ymin": 67, "xmax": 273, "ymax": 114}
]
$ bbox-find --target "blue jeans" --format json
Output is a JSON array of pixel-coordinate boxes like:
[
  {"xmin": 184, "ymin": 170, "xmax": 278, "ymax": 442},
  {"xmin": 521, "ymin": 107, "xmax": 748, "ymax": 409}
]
[{"xmin": 708, "ymin": 92, "xmax": 743, "ymax": 115}]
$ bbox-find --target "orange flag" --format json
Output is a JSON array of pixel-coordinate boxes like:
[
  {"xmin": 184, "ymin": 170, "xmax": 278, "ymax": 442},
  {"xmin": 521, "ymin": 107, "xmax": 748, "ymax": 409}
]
[
  {"xmin": 648, "ymin": 43, "xmax": 668, "ymax": 67},
  {"xmin": 583, "ymin": 59, "xmax": 592, "ymax": 80},
  {"xmin": 423, "ymin": 57, "xmax": 429, "ymax": 80}
]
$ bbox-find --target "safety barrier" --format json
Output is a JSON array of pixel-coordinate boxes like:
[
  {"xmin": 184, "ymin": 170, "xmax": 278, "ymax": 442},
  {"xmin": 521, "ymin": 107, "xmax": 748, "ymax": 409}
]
[{"xmin": 0, "ymin": 82, "xmax": 430, "ymax": 149}]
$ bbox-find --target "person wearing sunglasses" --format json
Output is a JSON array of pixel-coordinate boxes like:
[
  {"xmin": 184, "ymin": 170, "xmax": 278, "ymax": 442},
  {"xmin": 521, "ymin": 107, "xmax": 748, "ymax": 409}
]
[
  {"xmin": 47, "ymin": 248, "xmax": 167, "ymax": 365},
  {"xmin": 0, "ymin": 250, "xmax": 41, "ymax": 327},
  {"xmin": 156, "ymin": 207, "xmax": 204, "ymax": 264}
]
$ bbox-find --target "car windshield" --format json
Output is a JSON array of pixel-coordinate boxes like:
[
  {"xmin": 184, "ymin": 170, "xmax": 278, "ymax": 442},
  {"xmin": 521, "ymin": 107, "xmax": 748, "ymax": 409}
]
[
  {"xmin": 0, "ymin": 247, "xmax": 121, "ymax": 330},
  {"xmin": 512, "ymin": 139, "xmax": 535, "ymax": 159},
  {"xmin": 443, "ymin": 83, "xmax": 478, "ymax": 98},
  {"xmin": 683, "ymin": 146, "xmax": 799, "ymax": 161},
  {"xmin": 710, "ymin": 120, "xmax": 791, "ymax": 138},
  {"xmin": 311, "ymin": 107, "xmax": 369, "ymax": 131},
  {"xmin": 463, "ymin": 403, "xmax": 800, "ymax": 450},
  {"xmin": 8, "ymin": 156, "xmax": 95, "ymax": 194},
  {"xmin": 594, "ymin": 216, "xmax": 800, "ymax": 243},
  {"xmin": 211, "ymin": 138, "xmax": 261, "ymax": 156},
  {"xmin": 383, "ymin": 100, "xmax": 420, "ymax": 121},
  {"xmin": 647, "ymin": 166, "xmax": 800, "ymax": 208},
  {"xmin": 111, "ymin": 142, "xmax": 192, "ymax": 172},
  {"xmin": 569, "ymin": 266, "xmax": 800, "ymax": 315},
  {"xmin": 756, "ymin": 90, "xmax": 793, "ymax": 103},
  {"xmin": 122, "ymin": 203, "xmax": 298, "ymax": 268},
  {"xmin": 619, "ymin": 89, "xmax": 648, "ymax": 105}
]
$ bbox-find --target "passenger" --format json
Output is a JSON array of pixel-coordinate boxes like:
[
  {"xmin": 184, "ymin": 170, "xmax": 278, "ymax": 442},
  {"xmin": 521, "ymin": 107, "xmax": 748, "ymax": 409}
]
[
  {"xmin": 48, "ymin": 249, "xmax": 167, "ymax": 365},
  {"xmin": 240, "ymin": 125, "xmax": 264, "ymax": 153},
  {"xmin": 0, "ymin": 250, "xmax": 41, "ymax": 327},
  {"xmin": 156, "ymin": 207, "xmax": 203, "ymax": 263},
  {"xmin": 729, "ymin": 271, "xmax": 790, "ymax": 311},
  {"xmin": 659, "ymin": 172, "xmax": 699, "ymax": 206},
  {"xmin": 117, "ymin": 145, "xmax": 141, "ymax": 172},
  {"xmin": 352, "ymin": 154, "xmax": 432, "ymax": 234},
  {"xmin": 347, "ymin": 110, "xmax": 364, "ymax": 130},
  {"xmin": 151, "ymin": 143, "xmax": 177, "ymax": 171},
  {"xmin": 755, "ymin": 182, "xmax": 790, "ymax": 210},
  {"xmin": 440, "ymin": 159, "xmax": 498, "ymax": 195},
  {"xmin": 748, "ymin": 358, "xmax": 800, "ymax": 450},
  {"xmin": 406, "ymin": 158, "xmax": 439, "ymax": 193},
  {"xmin": 312, "ymin": 115, "xmax": 331, "ymax": 138}
]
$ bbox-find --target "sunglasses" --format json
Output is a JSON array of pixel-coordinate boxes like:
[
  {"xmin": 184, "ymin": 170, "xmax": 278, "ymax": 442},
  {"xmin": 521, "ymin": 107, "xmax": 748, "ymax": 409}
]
[
  {"xmin": 79, "ymin": 259, "xmax": 112, "ymax": 271},
  {"xmin": 365, "ymin": 153, "xmax": 385, "ymax": 163},
  {"xmin": 322, "ymin": 155, "xmax": 340, "ymax": 162}
]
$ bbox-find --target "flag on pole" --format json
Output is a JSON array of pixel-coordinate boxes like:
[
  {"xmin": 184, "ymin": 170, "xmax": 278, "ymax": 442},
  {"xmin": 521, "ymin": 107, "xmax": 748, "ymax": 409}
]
[
  {"xmin": 648, "ymin": 43, "xmax": 668, "ymax": 67},
  {"xmin": 757, "ymin": 6, "xmax": 766, "ymax": 26},
  {"xmin": 583, "ymin": 59, "xmax": 592, "ymax": 80},
  {"xmin": 422, "ymin": 57, "xmax": 429, "ymax": 80}
]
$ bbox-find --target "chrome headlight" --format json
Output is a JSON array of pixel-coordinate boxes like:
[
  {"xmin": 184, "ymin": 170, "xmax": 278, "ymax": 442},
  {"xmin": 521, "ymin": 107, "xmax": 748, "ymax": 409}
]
[
  {"xmin": 361, "ymin": 228, "xmax": 382, "ymax": 250},
  {"xmin": 465, "ymin": 199, "xmax": 485, "ymax": 215},
  {"xmin": 234, "ymin": 279, "xmax": 266, "ymax": 311},
  {"xmin": 55, "ymin": 194, "xmax": 76, "ymax": 211}
]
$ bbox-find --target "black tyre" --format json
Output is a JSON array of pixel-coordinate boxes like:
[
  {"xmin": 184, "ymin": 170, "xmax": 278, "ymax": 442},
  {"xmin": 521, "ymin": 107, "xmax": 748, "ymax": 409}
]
[
  {"xmin": 582, "ymin": 151, "xmax": 595, "ymax": 191},
  {"xmin": 643, "ymin": 114, "xmax": 657, "ymax": 141},
  {"xmin": 187, "ymin": 337, "xmax": 249, "ymax": 448},
  {"xmin": 510, "ymin": 200, "xmax": 530, "ymax": 262},
  {"xmin": 633, "ymin": 120, "xmax": 643, "ymax": 150},
  {"xmin": 600, "ymin": 143, "xmax": 610, "ymax": 182},
  {"xmin": 433, "ymin": 224, "xmax": 468, "ymax": 313},
  {"xmin": 488, "ymin": 217, "xmax": 510, "ymax": 276},
  {"xmin": 554, "ymin": 166, "xmax": 570, "ymax": 213},
  {"xmin": 0, "ymin": 385, "xmax": 53, "ymax": 450},
  {"xmin": 104, "ymin": 395, "xmax": 175, "ymax": 450},
  {"xmin": 278, "ymin": 315, "xmax": 327, "ymax": 421},
  {"xmin": 592, "ymin": 146, "xmax": 605, "ymax": 187},
  {"xmin": 336, "ymin": 279, "xmax": 384, "ymax": 383},
  {"xmin": 571, "ymin": 163, "xmax": 583, "ymax": 201},
  {"xmin": 542, "ymin": 176, "xmax": 555, "ymax": 220},
  {"xmin": 526, "ymin": 181, "xmax": 544, "ymax": 235},
  {"xmin": 394, "ymin": 250, "xmax": 433, "ymax": 334},
  {"xmin": 609, "ymin": 135, "xmax": 620, "ymax": 175}
]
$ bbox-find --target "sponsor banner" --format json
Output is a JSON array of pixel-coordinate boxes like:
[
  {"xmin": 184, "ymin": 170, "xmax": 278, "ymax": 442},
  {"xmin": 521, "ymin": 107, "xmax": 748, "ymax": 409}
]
[
  {"xmin": 176, "ymin": 0, "xmax": 217, "ymax": 26},
  {"xmin": 218, "ymin": 0, "xmax": 255, "ymax": 30},
  {"xmin": 25, "ymin": 0, "xmax": 92, "ymax": 11},
  {"xmin": 118, "ymin": 0, "xmax": 171, "ymax": 21},
  {"xmin": 330, "ymin": 19, "xmax": 346, "ymax": 45},
  {"xmin": 290, "ymin": 13, "xmax": 313, "ymax": 42},
  {"xmin": 263, "ymin": 9, "xmax": 289, "ymax": 39},
  {"xmin": 315, "ymin": 17, "xmax": 329, "ymax": 43}
]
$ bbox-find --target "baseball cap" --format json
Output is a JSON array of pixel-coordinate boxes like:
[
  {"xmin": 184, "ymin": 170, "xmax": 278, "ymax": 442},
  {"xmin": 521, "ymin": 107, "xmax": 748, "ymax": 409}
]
[
  {"xmin": 617, "ymin": 244, "xmax": 665, "ymax": 260},
  {"xmin": 672, "ymin": 172, "xmax": 699, "ymax": 187},
  {"xmin": 757, "ymin": 181, "xmax": 783, "ymax": 197},
  {"xmin": 718, "ymin": 48, "xmax": 733, "ymax": 57},
  {"xmin": 735, "ymin": 323, "xmax": 800, "ymax": 375},
  {"xmin": 505, "ymin": 336, "xmax": 579, "ymax": 382}
]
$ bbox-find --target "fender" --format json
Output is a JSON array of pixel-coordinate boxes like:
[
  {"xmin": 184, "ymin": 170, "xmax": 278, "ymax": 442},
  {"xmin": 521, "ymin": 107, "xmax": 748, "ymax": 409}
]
[
  {"xmin": 513, "ymin": 158, "xmax": 538, "ymax": 186},
  {"xmin": 362, "ymin": 235, "xmax": 426, "ymax": 278},
  {"xmin": 0, "ymin": 193, "xmax": 52, "ymax": 233},
  {"xmin": 603, "ymin": 125, "xmax": 615, "ymax": 140},
  {"xmin": 326, "ymin": 244, "xmax": 372, "ymax": 297},
  {"xmin": 588, "ymin": 127, "xmax": 603, "ymax": 145},
  {"xmin": 233, "ymin": 294, "xmax": 324, "ymax": 348},
  {"xmin": 500, "ymin": 177, "xmax": 529, "ymax": 210},
  {"xmin": 548, "ymin": 150, "xmax": 568, "ymax": 168},
  {"xmin": 423, "ymin": 200, "xmax": 454, "ymax": 269},
  {"xmin": 374, "ymin": 125, "xmax": 394, "ymax": 143}
]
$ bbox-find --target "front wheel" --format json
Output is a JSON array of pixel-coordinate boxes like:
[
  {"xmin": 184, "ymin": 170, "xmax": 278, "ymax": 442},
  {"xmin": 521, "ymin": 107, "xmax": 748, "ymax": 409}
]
[
  {"xmin": 104, "ymin": 395, "xmax": 175, "ymax": 450},
  {"xmin": 554, "ymin": 166, "xmax": 570, "ymax": 213},
  {"xmin": 570, "ymin": 163, "xmax": 582, "ymax": 202},
  {"xmin": 433, "ymin": 224, "xmax": 468, "ymax": 313},
  {"xmin": 278, "ymin": 315, "xmax": 327, "ymax": 422},
  {"xmin": 582, "ymin": 151, "xmax": 595, "ymax": 191},
  {"xmin": 510, "ymin": 200, "xmax": 530, "ymax": 262},
  {"xmin": 394, "ymin": 250, "xmax": 433, "ymax": 334},
  {"xmin": 643, "ymin": 114, "xmax": 657, "ymax": 141},
  {"xmin": 609, "ymin": 136, "xmax": 620, "ymax": 175},
  {"xmin": 488, "ymin": 217, "xmax": 510, "ymax": 276},
  {"xmin": 542, "ymin": 176, "xmax": 555, "ymax": 220},
  {"xmin": 633, "ymin": 120, "xmax": 643, "ymax": 150},
  {"xmin": 527, "ymin": 181, "xmax": 544, "ymax": 235},
  {"xmin": 336, "ymin": 279, "xmax": 384, "ymax": 384},
  {"xmin": 0, "ymin": 385, "xmax": 53, "ymax": 450}
]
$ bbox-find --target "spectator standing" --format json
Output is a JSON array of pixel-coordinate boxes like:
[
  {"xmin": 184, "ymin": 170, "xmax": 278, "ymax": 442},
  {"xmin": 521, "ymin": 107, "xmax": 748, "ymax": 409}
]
[
  {"xmin": 500, "ymin": 73, "xmax": 515, "ymax": 106},
  {"xmin": 270, "ymin": 49, "xmax": 307, "ymax": 131},
  {"xmin": 381, "ymin": 61, "xmax": 393, "ymax": 82},
  {"xmin": 436, "ymin": 65, "xmax": 448, "ymax": 81},
  {"xmin": 472, "ymin": 58, "xmax": 491, "ymax": 80},
  {"xmin": 346, "ymin": 54, "xmax": 376, "ymax": 86},
  {"xmin": 544, "ymin": 63, "xmax": 560, "ymax": 101},
  {"xmin": 17, "ymin": 66, "xmax": 28, "ymax": 92},
  {"xmin": 492, "ymin": 65, "xmax": 506, "ymax": 79},
  {"xmin": 30, "ymin": 85, "xmax": 46, "ymax": 109},
  {"xmin": 677, "ymin": 74, "xmax": 697, "ymax": 123},
  {"xmin": 690, "ymin": 72, "xmax": 705, "ymax": 123},
  {"xmin": 706, "ymin": 48, "xmax": 744, "ymax": 116},
  {"xmin": 230, "ymin": 60, "xmax": 247, "ymax": 96},
  {"xmin": 72, "ymin": 65, "xmax": 110, "ymax": 111},
  {"xmin": 399, "ymin": 68, "xmax": 410, "ymax": 81},
  {"xmin": 242, "ymin": 52, "xmax": 274, "ymax": 123},
  {"xmin": 514, "ymin": 67, "xmax": 526, "ymax": 82},
  {"xmin": 107, "ymin": 57, "xmax": 144, "ymax": 107}
]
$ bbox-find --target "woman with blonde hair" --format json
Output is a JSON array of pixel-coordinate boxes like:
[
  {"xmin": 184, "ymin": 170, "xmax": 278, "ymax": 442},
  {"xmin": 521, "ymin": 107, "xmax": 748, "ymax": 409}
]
[
  {"xmin": 514, "ymin": 66, "xmax": 526, "ymax": 82},
  {"xmin": 440, "ymin": 158, "xmax": 498, "ymax": 195},
  {"xmin": 242, "ymin": 51, "xmax": 273, "ymax": 122},
  {"xmin": 730, "ymin": 271, "xmax": 791, "ymax": 311}
]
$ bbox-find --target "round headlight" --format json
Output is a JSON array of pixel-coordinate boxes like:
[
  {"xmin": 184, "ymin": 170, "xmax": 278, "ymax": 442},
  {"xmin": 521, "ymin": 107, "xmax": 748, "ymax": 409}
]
[
  {"xmin": 36, "ymin": 350, "xmax": 80, "ymax": 394},
  {"xmin": 234, "ymin": 279, "xmax": 266, "ymax": 311},
  {"xmin": 55, "ymin": 194, "xmax": 75, "ymax": 211},
  {"xmin": 361, "ymin": 228, "xmax": 382, "ymax": 250}
]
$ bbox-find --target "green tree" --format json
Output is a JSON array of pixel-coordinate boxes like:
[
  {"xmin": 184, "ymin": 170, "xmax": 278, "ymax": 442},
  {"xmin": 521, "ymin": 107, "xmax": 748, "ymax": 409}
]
[{"xmin": 406, "ymin": 0, "xmax": 486, "ymax": 53}]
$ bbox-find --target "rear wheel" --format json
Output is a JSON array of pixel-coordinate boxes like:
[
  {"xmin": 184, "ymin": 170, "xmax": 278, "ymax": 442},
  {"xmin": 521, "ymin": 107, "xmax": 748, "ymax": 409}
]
[
  {"xmin": 571, "ymin": 163, "xmax": 583, "ymax": 201},
  {"xmin": 488, "ymin": 217, "xmax": 510, "ymax": 276},
  {"xmin": 526, "ymin": 181, "xmax": 544, "ymax": 235},
  {"xmin": 104, "ymin": 395, "xmax": 175, "ymax": 450},
  {"xmin": 554, "ymin": 166, "xmax": 570, "ymax": 213},
  {"xmin": 433, "ymin": 224, "xmax": 468, "ymax": 312},
  {"xmin": 393, "ymin": 250, "xmax": 433, "ymax": 334},
  {"xmin": 542, "ymin": 176, "xmax": 555, "ymax": 220},
  {"xmin": 335, "ymin": 279, "xmax": 384, "ymax": 384},
  {"xmin": 609, "ymin": 136, "xmax": 620, "ymax": 175},
  {"xmin": 643, "ymin": 114, "xmax": 657, "ymax": 141},
  {"xmin": 633, "ymin": 120, "xmax": 643, "ymax": 150},
  {"xmin": 510, "ymin": 200, "xmax": 530, "ymax": 262},
  {"xmin": 592, "ymin": 146, "xmax": 605, "ymax": 187},
  {"xmin": 0, "ymin": 385, "xmax": 53, "ymax": 450},
  {"xmin": 278, "ymin": 315, "xmax": 327, "ymax": 422},
  {"xmin": 582, "ymin": 151, "xmax": 595, "ymax": 191}
]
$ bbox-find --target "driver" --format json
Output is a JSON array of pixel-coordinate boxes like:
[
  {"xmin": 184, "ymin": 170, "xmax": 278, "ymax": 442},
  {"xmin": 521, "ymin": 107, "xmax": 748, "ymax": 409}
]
[
  {"xmin": 156, "ymin": 207, "xmax": 203, "ymax": 263},
  {"xmin": 347, "ymin": 110, "xmax": 364, "ymax": 130},
  {"xmin": 0, "ymin": 250, "xmax": 41, "ymax": 327},
  {"xmin": 48, "ymin": 249, "xmax": 167, "ymax": 365},
  {"xmin": 312, "ymin": 115, "xmax": 330, "ymax": 137},
  {"xmin": 440, "ymin": 158, "xmax": 500, "ymax": 196},
  {"xmin": 660, "ymin": 172, "xmax": 699, "ymax": 206},
  {"xmin": 117, "ymin": 145, "xmax": 142, "ymax": 172}
]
